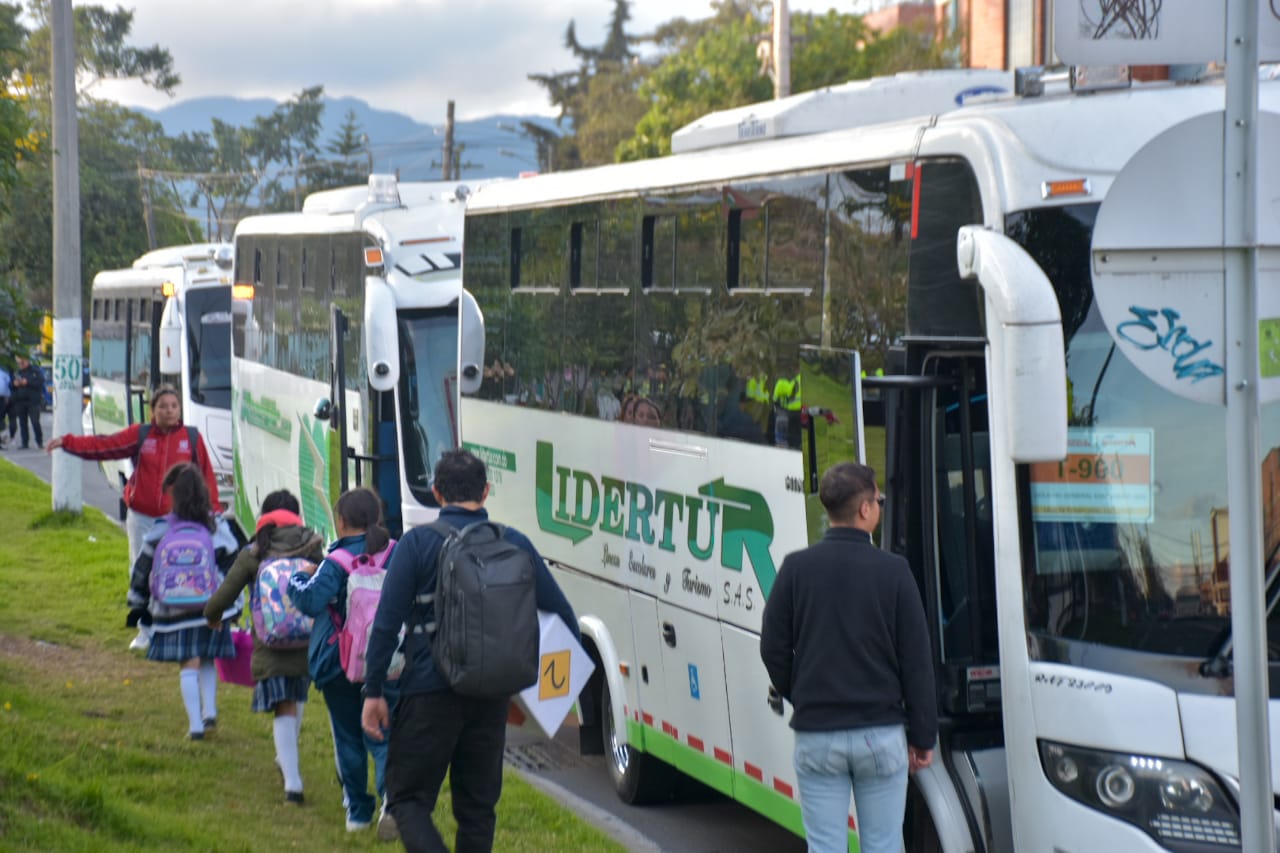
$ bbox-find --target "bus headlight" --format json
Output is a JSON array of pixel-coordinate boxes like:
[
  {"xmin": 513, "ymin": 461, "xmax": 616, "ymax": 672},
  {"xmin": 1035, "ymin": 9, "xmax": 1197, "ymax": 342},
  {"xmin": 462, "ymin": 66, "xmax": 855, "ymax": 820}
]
[{"xmin": 1038, "ymin": 740, "xmax": 1240, "ymax": 850}]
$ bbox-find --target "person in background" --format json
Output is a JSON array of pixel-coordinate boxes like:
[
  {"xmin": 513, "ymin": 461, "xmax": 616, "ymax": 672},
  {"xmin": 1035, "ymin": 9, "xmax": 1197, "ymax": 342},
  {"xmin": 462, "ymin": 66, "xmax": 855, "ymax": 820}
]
[
  {"xmin": 0, "ymin": 360, "xmax": 10, "ymax": 449},
  {"xmin": 205, "ymin": 490, "xmax": 322, "ymax": 805},
  {"xmin": 289, "ymin": 487, "xmax": 400, "ymax": 840},
  {"xmin": 127, "ymin": 463, "xmax": 240, "ymax": 741},
  {"xmin": 48, "ymin": 384, "xmax": 222, "ymax": 651},
  {"xmin": 10, "ymin": 354, "xmax": 45, "ymax": 449},
  {"xmin": 360, "ymin": 449, "xmax": 579, "ymax": 853},
  {"xmin": 760, "ymin": 462, "xmax": 936, "ymax": 853}
]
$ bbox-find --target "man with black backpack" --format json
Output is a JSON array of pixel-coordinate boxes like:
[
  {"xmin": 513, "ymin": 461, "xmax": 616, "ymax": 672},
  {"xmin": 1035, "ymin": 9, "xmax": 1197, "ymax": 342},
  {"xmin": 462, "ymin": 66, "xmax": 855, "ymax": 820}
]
[{"xmin": 361, "ymin": 448, "xmax": 579, "ymax": 853}]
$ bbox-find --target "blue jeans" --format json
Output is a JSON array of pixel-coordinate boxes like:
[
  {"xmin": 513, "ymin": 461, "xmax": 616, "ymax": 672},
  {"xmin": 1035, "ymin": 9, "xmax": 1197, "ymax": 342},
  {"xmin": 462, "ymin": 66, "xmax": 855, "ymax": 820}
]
[
  {"xmin": 794, "ymin": 724, "xmax": 908, "ymax": 853},
  {"xmin": 322, "ymin": 676, "xmax": 392, "ymax": 824}
]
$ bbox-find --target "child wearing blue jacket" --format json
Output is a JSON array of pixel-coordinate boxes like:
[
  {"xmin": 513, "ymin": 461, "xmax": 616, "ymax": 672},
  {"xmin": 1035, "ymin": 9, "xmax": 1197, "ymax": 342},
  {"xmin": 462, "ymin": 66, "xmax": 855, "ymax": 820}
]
[{"xmin": 288, "ymin": 487, "xmax": 399, "ymax": 840}]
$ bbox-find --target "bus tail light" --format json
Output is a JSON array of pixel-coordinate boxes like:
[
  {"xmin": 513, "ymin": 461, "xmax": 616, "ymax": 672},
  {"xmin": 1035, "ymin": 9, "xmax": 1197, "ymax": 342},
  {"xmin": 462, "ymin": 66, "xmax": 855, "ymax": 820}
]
[
  {"xmin": 161, "ymin": 280, "xmax": 176, "ymax": 297},
  {"xmin": 1039, "ymin": 740, "xmax": 1240, "ymax": 850},
  {"xmin": 232, "ymin": 283, "xmax": 254, "ymax": 300}
]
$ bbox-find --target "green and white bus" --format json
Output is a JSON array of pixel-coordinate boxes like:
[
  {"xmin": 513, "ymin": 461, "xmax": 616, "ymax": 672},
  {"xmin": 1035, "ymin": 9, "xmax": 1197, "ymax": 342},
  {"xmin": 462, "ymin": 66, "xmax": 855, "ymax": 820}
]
[
  {"xmin": 459, "ymin": 68, "xmax": 1280, "ymax": 851},
  {"xmin": 230, "ymin": 176, "xmax": 483, "ymax": 538},
  {"xmin": 86, "ymin": 243, "xmax": 238, "ymax": 512}
]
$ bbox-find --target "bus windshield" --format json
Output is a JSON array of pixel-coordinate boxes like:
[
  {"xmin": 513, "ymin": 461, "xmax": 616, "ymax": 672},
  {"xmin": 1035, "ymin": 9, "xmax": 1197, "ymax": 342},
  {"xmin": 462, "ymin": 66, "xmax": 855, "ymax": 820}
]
[
  {"xmin": 1011, "ymin": 203, "xmax": 1280, "ymax": 667},
  {"xmin": 185, "ymin": 285, "xmax": 233, "ymax": 410},
  {"xmin": 397, "ymin": 308, "xmax": 460, "ymax": 506}
]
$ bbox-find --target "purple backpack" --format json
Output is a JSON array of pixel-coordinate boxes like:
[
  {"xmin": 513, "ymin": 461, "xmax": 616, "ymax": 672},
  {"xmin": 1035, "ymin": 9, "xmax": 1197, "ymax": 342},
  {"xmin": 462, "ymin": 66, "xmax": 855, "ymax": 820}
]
[
  {"xmin": 329, "ymin": 541, "xmax": 402, "ymax": 683},
  {"xmin": 251, "ymin": 556, "xmax": 316, "ymax": 649},
  {"xmin": 150, "ymin": 517, "xmax": 220, "ymax": 612}
]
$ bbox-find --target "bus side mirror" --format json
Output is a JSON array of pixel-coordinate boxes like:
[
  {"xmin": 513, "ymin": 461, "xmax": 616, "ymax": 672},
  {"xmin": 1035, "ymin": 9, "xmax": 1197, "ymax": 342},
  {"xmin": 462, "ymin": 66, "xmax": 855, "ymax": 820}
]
[
  {"xmin": 364, "ymin": 275, "xmax": 399, "ymax": 392},
  {"xmin": 313, "ymin": 397, "xmax": 332, "ymax": 422},
  {"xmin": 459, "ymin": 289, "xmax": 485, "ymax": 395},
  {"xmin": 957, "ymin": 226, "xmax": 1067, "ymax": 463}
]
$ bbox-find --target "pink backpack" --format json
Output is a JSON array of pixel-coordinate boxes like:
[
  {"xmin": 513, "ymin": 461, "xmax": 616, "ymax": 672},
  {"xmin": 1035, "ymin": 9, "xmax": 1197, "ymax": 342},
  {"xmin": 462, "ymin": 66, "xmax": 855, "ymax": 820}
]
[{"xmin": 328, "ymin": 541, "xmax": 403, "ymax": 683}]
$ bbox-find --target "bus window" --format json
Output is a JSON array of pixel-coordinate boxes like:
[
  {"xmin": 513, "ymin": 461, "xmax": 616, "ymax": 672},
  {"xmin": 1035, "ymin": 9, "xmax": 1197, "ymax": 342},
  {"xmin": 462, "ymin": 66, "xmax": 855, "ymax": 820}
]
[
  {"xmin": 397, "ymin": 308, "xmax": 460, "ymax": 503},
  {"xmin": 566, "ymin": 286, "xmax": 630, "ymax": 419},
  {"xmin": 907, "ymin": 159, "xmax": 983, "ymax": 339},
  {"xmin": 828, "ymin": 166, "xmax": 910, "ymax": 372},
  {"xmin": 598, "ymin": 199, "xmax": 638, "ymax": 291},
  {"xmin": 185, "ymin": 286, "xmax": 233, "ymax": 409}
]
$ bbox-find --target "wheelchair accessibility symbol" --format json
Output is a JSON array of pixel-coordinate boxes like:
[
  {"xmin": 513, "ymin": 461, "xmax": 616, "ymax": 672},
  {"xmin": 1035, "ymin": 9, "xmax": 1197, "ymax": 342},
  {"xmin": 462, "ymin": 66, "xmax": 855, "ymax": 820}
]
[{"xmin": 688, "ymin": 664, "xmax": 700, "ymax": 700}]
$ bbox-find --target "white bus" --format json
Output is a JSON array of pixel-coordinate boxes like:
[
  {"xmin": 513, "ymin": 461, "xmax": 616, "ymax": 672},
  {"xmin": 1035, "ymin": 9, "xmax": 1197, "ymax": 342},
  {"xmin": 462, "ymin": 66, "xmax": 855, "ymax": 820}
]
[
  {"xmin": 87, "ymin": 243, "xmax": 238, "ymax": 513},
  {"xmin": 458, "ymin": 68, "xmax": 1280, "ymax": 850},
  {"xmin": 230, "ymin": 176, "xmax": 483, "ymax": 539}
]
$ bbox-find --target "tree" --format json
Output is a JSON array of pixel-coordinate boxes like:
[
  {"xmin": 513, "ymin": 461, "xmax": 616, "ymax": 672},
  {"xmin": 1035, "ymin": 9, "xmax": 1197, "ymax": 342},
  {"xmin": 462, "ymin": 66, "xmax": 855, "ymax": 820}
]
[
  {"xmin": 528, "ymin": 0, "xmax": 644, "ymax": 169},
  {"xmin": 308, "ymin": 108, "xmax": 369, "ymax": 192},
  {"xmin": 21, "ymin": 0, "xmax": 178, "ymax": 99},
  {"xmin": 618, "ymin": 4, "xmax": 958, "ymax": 161},
  {"xmin": 0, "ymin": 1, "xmax": 187, "ymax": 312}
]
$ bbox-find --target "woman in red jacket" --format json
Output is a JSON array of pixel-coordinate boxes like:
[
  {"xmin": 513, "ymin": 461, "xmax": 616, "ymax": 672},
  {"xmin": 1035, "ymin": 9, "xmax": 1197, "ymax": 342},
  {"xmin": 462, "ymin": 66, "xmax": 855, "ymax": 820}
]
[{"xmin": 48, "ymin": 384, "xmax": 222, "ymax": 650}]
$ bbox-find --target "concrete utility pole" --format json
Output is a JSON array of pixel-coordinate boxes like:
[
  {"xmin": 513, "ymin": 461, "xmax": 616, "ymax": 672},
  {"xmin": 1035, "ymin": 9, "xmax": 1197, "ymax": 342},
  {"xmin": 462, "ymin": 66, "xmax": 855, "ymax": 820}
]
[
  {"xmin": 1223, "ymin": 0, "xmax": 1270, "ymax": 848},
  {"xmin": 772, "ymin": 0, "xmax": 791, "ymax": 99},
  {"xmin": 50, "ymin": 0, "xmax": 82, "ymax": 513},
  {"xmin": 441, "ymin": 100, "xmax": 456, "ymax": 181}
]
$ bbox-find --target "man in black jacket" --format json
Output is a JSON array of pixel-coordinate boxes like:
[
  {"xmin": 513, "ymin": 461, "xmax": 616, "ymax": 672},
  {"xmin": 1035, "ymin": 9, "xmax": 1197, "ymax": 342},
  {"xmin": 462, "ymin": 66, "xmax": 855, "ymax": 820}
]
[
  {"xmin": 10, "ymin": 354, "xmax": 45, "ymax": 449},
  {"xmin": 361, "ymin": 448, "xmax": 579, "ymax": 853},
  {"xmin": 760, "ymin": 462, "xmax": 936, "ymax": 853}
]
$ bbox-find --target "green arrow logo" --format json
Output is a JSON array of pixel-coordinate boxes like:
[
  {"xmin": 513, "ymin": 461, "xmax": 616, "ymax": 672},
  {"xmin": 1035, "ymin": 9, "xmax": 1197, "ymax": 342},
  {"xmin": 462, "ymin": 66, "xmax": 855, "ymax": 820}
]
[{"xmin": 699, "ymin": 478, "xmax": 777, "ymax": 598}]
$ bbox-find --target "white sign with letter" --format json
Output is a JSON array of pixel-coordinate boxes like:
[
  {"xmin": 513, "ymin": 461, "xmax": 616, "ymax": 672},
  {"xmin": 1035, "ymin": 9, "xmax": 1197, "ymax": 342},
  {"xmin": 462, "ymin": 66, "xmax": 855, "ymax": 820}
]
[{"xmin": 513, "ymin": 611, "xmax": 595, "ymax": 739}]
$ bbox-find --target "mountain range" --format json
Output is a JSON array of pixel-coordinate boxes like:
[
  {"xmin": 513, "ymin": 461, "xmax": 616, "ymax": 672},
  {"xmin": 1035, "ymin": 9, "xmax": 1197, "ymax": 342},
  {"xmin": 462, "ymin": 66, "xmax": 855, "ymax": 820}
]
[{"xmin": 135, "ymin": 95, "xmax": 559, "ymax": 182}]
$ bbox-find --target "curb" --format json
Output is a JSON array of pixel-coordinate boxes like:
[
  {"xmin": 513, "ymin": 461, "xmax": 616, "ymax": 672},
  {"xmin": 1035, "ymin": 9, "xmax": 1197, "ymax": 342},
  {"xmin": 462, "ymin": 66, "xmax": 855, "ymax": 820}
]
[{"xmin": 510, "ymin": 766, "xmax": 662, "ymax": 853}]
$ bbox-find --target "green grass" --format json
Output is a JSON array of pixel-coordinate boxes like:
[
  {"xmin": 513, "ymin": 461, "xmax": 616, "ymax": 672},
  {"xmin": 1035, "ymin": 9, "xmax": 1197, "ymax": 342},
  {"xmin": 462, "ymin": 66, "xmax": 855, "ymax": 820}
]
[{"xmin": 0, "ymin": 459, "xmax": 626, "ymax": 852}]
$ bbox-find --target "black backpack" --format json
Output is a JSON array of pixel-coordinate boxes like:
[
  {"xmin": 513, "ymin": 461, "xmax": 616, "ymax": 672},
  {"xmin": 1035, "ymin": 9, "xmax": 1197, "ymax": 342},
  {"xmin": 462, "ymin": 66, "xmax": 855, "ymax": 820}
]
[{"xmin": 423, "ymin": 520, "xmax": 539, "ymax": 698}]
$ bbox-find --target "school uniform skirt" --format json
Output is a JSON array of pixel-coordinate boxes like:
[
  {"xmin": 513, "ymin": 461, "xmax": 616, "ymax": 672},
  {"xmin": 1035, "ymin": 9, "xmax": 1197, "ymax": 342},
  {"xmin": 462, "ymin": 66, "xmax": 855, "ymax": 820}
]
[
  {"xmin": 147, "ymin": 624, "xmax": 235, "ymax": 663},
  {"xmin": 252, "ymin": 676, "xmax": 310, "ymax": 712}
]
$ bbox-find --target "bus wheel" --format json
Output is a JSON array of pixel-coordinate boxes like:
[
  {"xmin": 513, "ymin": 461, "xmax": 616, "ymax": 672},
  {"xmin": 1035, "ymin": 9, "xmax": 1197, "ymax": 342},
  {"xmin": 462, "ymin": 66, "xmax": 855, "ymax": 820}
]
[{"xmin": 600, "ymin": 675, "xmax": 675, "ymax": 804}]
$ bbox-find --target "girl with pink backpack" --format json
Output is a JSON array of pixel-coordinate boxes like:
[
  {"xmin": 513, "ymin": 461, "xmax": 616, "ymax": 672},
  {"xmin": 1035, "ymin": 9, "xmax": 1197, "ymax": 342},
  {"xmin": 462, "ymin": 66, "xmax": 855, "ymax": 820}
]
[
  {"xmin": 288, "ymin": 488, "xmax": 399, "ymax": 840},
  {"xmin": 204, "ymin": 490, "xmax": 323, "ymax": 805}
]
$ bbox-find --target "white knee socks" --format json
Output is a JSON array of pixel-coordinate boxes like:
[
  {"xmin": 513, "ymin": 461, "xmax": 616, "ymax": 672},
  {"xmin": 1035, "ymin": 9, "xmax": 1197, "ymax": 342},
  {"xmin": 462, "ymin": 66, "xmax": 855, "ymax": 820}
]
[
  {"xmin": 179, "ymin": 670, "xmax": 203, "ymax": 734},
  {"xmin": 198, "ymin": 661, "xmax": 217, "ymax": 722},
  {"xmin": 274, "ymin": 714, "xmax": 303, "ymax": 793}
]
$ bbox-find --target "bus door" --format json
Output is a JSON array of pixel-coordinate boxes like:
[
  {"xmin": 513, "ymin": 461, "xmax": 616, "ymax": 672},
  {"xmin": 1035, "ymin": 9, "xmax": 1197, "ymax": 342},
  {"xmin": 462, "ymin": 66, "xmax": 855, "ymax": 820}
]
[
  {"xmin": 127, "ymin": 297, "xmax": 163, "ymax": 424},
  {"xmin": 798, "ymin": 345, "xmax": 871, "ymax": 543},
  {"xmin": 916, "ymin": 350, "xmax": 1013, "ymax": 853},
  {"xmin": 326, "ymin": 304, "xmax": 353, "ymax": 494}
]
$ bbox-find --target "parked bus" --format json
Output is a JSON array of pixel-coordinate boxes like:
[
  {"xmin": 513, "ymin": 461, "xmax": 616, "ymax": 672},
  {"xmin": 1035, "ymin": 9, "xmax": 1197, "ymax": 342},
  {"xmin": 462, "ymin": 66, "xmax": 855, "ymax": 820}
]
[
  {"xmin": 86, "ymin": 243, "xmax": 238, "ymax": 513},
  {"xmin": 458, "ymin": 68, "xmax": 1280, "ymax": 851},
  {"xmin": 230, "ymin": 176, "xmax": 483, "ymax": 539}
]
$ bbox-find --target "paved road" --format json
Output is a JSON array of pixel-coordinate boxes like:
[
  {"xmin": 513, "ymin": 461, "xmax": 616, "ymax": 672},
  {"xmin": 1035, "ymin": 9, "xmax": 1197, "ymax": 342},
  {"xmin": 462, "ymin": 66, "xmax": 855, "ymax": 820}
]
[
  {"xmin": 3, "ymin": 410, "xmax": 125, "ymax": 523},
  {"xmin": 5, "ymin": 409, "xmax": 807, "ymax": 853}
]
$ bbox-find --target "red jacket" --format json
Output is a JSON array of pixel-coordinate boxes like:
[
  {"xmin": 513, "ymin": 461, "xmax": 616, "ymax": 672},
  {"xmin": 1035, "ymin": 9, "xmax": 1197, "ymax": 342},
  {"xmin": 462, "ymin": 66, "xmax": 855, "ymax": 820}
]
[{"xmin": 60, "ymin": 421, "xmax": 223, "ymax": 517}]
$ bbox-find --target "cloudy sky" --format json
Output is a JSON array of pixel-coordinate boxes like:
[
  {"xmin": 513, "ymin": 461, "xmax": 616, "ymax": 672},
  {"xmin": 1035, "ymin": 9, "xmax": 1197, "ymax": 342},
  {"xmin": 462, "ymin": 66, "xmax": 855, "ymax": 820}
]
[{"xmin": 92, "ymin": 0, "xmax": 859, "ymax": 123}]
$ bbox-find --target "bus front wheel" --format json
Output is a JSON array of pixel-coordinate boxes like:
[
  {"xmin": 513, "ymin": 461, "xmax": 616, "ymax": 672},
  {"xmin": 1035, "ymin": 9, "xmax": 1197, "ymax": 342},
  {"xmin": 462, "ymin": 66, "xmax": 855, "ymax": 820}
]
[{"xmin": 600, "ymin": 675, "xmax": 675, "ymax": 804}]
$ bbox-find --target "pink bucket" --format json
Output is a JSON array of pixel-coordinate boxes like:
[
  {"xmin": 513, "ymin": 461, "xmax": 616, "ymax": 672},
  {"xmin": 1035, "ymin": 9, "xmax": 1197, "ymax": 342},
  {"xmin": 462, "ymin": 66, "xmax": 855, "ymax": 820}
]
[{"xmin": 216, "ymin": 629, "xmax": 255, "ymax": 687}]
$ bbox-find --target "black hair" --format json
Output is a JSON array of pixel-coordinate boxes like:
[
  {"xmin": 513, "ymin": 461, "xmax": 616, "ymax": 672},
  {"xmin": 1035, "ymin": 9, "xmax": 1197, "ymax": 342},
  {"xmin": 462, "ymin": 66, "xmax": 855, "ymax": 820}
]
[
  {"xmin": 255, "ymin": 489, "xmax": 301, "ymax": 553},
  {"xmin": 433, "ymin": 449, "xmax": 487, "ymax": 504},
  {"xmin": 818, "ymin": 462, "xmax": 878, "ymax": 524},
  {"xmin": 334, "ymin": 487, "xmax": 390, "ymax": 555},
  {"xmin": 162, "ymin": 462, "xmax": 215, "ymax": 531}
]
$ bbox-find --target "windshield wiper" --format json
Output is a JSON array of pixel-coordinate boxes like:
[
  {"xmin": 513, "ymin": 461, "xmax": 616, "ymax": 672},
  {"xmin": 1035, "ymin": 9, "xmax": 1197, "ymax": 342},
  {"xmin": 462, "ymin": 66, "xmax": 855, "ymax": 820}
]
[{"xmin": 1201, "ymin": 556, "xmax": 1280, "ymax": 677}]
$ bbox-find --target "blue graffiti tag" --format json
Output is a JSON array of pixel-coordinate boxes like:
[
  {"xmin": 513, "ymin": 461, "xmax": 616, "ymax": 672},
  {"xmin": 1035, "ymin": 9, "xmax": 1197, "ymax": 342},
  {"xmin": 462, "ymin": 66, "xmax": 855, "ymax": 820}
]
[{"xmin": 1115, "ymin": 306, "xmax": 1225, "ymax": 384}]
